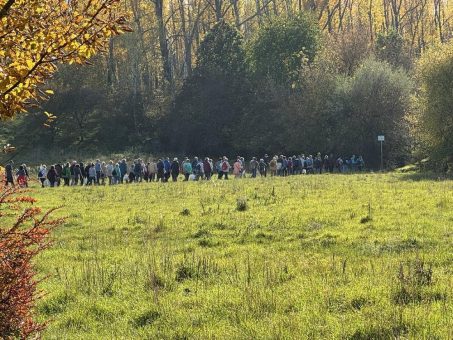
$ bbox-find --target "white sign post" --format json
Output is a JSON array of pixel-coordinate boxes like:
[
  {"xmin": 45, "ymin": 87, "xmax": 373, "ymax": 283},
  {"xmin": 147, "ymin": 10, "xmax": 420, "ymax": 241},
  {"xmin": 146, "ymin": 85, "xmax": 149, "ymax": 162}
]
[{"xmin": 377, "ymin": 135, "xmax": 385, "ymax": 171}]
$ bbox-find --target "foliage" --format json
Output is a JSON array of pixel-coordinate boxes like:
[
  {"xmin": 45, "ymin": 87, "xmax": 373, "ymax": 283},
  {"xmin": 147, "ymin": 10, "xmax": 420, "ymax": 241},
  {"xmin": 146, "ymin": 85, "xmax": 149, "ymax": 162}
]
[
  {"xmin": 0, "ymin": 0, "xmax": 129, "ymax": 118},
  {"xmin": 375, "ymin": 30, "xmax": 410, "ymax": 69},
  {"xmin": 0, "ymin": 185, "xmax": 64, "ymax": 338},
  {"xmin": 27, "ymin": 173, "xmax": 453, "ymax": 338},
  {"xmin": 415, "ymin": 42, "xmax": 453, "ymax": 165},
  {"xmin": 335, "ymin": 58, "xmax": 413, "ymax": 166},
  {"xmin": 248, "ymin": 14, "xmax": 320, "ymax": 86},
  {"xmin": 164, "ymin": 21, "xmax": 252, "ymax": 154},
  {"xmin": 1, "ymin": 0, "xmax": 452, "ymax": 166}
]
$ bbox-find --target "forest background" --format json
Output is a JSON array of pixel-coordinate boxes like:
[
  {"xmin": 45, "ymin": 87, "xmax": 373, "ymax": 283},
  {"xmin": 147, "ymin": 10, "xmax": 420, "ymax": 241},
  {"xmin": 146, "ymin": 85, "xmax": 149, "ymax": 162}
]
[{"xmin": 1, "ymin": 0, "xmax": 452, "ymax": 170}]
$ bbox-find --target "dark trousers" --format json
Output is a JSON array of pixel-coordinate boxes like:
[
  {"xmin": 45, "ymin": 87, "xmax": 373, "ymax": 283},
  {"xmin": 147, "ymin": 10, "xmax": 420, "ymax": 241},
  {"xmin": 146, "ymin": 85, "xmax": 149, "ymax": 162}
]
[{"xmin": 218, "ymin": 171, "xmax": 228, "ymax": 180}]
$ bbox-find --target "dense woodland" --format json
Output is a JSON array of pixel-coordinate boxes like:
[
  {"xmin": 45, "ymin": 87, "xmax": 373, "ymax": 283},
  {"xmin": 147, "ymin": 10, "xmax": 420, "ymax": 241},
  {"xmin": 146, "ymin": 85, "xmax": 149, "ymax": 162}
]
[{"xmin": 1, "ymin": 0, "xmax": 452, "ymax": 169}]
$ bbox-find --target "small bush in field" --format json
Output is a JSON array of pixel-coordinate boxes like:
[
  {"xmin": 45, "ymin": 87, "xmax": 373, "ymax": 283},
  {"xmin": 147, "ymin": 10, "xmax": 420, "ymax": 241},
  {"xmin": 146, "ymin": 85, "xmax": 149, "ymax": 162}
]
[
  {"xmin": 236, "ymin": 197, "xmax": 248, "ymax": 211},
  {"xmin": 0, "ymin": 185, "xmax": 63, "ymax": 338}
]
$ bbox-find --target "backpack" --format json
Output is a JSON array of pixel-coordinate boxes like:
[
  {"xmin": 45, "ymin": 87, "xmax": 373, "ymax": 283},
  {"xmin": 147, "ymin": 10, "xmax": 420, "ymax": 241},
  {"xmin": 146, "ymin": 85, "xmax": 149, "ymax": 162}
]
[
  {"xmin": 222, "ymin": 161, "xmax": 228, "ymax": 171},
  {"xmin": 38, "ymin": 170, "xmax": 43, "ymax": 178}
]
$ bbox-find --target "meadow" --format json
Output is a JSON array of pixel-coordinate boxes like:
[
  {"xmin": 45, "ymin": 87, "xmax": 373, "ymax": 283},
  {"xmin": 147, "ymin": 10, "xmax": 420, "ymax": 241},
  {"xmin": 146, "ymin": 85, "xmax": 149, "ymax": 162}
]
[{"xmin": 32, "ymin": 173, "xmax": 452, "ymax": 339}]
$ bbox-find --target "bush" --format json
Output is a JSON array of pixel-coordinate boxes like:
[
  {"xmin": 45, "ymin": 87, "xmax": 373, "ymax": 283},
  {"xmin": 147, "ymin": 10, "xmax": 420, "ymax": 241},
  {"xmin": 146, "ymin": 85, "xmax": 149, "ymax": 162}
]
[
  {"xmin": 236, "ymin": 198, "xmax": 248, "ymax": 211},
  {"xmin": 0, "ymin": 185, "xmax": 63, "ymax": 338}
]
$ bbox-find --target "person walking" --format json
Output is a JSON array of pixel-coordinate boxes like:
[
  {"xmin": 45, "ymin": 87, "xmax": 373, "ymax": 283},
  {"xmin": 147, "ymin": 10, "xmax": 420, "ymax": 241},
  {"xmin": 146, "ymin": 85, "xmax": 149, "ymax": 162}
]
[
  {"xmin": 112, "ymin": 163, "xmax": 121, "ymax": 184},
  {"xmin": 62, "ymin": 162, "xmax": 71, "ymax": 186},
  {"xmin": 220, "ymin": 157, "xmax": 230, "ymax": 180},
  {"xmin": 75, "ymin": 162, "xmax": 81, "ymax": 185},
  {"xmin": 74, "ymin": 164, "xmax": 82, "ymax": 185},
  {"xmin": 119, "ymin": 159, "xmax": 127, "ymax": 183},
  {"xmin": 250, "ymin": 157, "xmax": 258, "ymax": 178},
  {"xmin": 156, "ymin": 159, "xmax": 164, "ymax": 182},
  {"xmin": 16, "ymin": 165, "xmax": 27, "ymax": 187},
  {"xmin": 55, "ymin": 163, "xmax": 62, "ymax": 186},
  {"xmin": 88, "ymin": 163, "xmax": 96, "ymax": 185},
  {"xmin": 259, "ymin": 159, "xmax": 267, "ymax": 177},
  {"xmin": 134, "ymin": 159, "xmax": 143, "ymax": 182},
  {"xmin": 47, "ymin": 165, "xmax": 57, "ymax": 187},
  {"xmin": 182, "ymin": 158, "xmax": 192, "ymax": 181},
  {"xmin": 269, "ymin": 157, "xmax": 277, "ymax": 176},
  {"xmin": 171, "ymin": 158, "xmax": 180, "ymax": 181},
  {"xmin": 4, "ymin": 161, "xmax": 14, "ymax": 187},
  {"xmin": 106, "ymin": 161, "xmax": 114, "ymax": 185},
  {"xmin": 233, "ymin": 158, "xmax": 242, "ymax": 178},
  {"xmin": 148, "ymin": 160, "xmax": 157, "ymax": 182},
  {"xmin": 163, "ymin": 157, "xmax": 171, "ymax": 182},
  {"xmin": 38, "ymin": 165, "xmax": 47, "ymax": 187},
  {"xmin": 100, "ymin": 161, "xmax": 107, "ymax": 185},
  {"xmin": 95, "ymin": 160, "xmax": 102, "ymax": 184},
  {"xmin": 203, "ymin": 158, "xmax": 212, "ymax": 180}
]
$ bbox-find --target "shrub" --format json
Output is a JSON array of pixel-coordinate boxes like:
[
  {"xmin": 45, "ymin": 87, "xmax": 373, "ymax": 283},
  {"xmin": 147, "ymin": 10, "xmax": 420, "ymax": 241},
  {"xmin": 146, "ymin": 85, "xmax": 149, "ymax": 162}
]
[
  {"xmin": 0, "ymin": 185, "xmax": 63, "ymax": 338},
  {"xmin": 236, "ymin": 198, "xmax": 248, "ymax": 211}
]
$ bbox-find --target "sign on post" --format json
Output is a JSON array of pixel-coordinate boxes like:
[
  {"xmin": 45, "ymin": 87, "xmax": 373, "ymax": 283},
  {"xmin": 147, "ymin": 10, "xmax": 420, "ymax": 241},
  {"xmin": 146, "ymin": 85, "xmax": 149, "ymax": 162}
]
[{"xmin": 377, "ymin": 135, "xmax": 385, "ymax": 171}]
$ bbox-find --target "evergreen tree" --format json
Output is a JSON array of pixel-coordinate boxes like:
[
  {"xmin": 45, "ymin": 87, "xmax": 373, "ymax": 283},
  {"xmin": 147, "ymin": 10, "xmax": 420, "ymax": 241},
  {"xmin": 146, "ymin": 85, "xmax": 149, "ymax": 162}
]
[{"xmin": 165, "ymin": 21, "xmax": 252, "ymax": 154}]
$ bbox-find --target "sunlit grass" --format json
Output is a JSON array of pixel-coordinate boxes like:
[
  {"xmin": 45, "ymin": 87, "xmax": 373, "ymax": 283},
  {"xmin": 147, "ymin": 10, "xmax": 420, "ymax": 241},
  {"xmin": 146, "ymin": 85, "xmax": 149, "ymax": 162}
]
[{"xmin": 33, "ymin": 173, "xmax": 453, "ymax": 339}]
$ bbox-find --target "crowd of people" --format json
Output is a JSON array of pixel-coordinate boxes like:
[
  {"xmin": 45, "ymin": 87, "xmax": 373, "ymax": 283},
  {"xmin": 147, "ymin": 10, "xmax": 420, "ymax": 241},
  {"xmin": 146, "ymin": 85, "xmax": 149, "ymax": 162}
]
[{"xmin": 3, "ymin": 153, "xmax": 365, "ymax": 188}]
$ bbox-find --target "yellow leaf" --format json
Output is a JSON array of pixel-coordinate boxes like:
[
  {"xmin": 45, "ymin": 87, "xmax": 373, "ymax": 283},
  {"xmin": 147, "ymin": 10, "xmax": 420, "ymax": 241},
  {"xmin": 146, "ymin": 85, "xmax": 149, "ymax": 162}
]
[
  {"xmin": 26, "ymin": 59, "xmax": 34, "ymax": 70},
  {"xmin": 45, "ymin": 89, "xmax": 54, "ymax": 94}
]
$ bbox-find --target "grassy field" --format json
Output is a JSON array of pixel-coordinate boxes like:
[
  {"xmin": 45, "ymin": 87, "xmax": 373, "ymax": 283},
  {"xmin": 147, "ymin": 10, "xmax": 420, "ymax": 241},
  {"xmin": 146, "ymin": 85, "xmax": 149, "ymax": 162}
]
[{"xmin": 32, "ymin": 173, "xmax": 452, "ymax": 339}]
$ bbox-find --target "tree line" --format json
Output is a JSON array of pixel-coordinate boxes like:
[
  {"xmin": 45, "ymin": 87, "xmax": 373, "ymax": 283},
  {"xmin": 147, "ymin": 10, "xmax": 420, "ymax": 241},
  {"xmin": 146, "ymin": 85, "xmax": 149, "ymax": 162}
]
[{"xmin": 1, "ymin": 0, "xmax": 452, "ymax": 169}]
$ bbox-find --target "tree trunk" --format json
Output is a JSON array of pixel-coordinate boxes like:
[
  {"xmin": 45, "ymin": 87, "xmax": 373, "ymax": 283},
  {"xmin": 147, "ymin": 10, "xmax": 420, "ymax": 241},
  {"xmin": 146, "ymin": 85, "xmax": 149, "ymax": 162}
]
[
  {"xmin": 106, "ymin": 37, "xmax": 117, "ymax": 88},
  {"xmin": 131, "ymin": 0, "xmax": 152, "ymax": 95},
  {"xmin": 154, "ymin": 0, "xmax": 173, "ymax": 88}
]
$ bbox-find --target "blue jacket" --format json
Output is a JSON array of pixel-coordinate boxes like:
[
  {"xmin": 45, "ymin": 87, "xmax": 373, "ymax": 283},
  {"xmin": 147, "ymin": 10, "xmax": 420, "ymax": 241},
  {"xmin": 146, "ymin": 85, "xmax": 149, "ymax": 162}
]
[{"xmin": 164, "ymin": 160, "xmax": 171, "ymax": 173}]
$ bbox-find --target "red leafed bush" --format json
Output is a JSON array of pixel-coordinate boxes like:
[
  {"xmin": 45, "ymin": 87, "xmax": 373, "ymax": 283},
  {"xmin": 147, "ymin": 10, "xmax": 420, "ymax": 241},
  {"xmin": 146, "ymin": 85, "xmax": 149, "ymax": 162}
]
[{"xmin": 0, "ymin": 185, "xmax": 64, "ymax": 338}]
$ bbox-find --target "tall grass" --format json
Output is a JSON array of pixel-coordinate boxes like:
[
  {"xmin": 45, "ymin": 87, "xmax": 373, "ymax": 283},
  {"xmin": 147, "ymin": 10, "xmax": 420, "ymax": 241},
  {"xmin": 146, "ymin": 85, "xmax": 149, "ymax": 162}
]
[{"xmin": 34, "ymin": 173, "xmax": 453, "ymax": 338}]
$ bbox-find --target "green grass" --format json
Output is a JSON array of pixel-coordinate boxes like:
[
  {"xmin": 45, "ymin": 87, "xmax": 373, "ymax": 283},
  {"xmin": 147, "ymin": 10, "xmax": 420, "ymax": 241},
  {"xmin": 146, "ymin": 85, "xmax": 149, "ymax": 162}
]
[{"xmin": 32, "ymin": 173, "xmax": 452, "ymax": 339}]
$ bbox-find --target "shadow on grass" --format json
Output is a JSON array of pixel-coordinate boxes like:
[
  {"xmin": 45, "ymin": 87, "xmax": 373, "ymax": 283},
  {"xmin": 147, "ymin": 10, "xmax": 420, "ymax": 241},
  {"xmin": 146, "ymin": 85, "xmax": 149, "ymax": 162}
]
[{"xmin": 397, "ymin": 171, "xmax": 452, "ymax": 182}]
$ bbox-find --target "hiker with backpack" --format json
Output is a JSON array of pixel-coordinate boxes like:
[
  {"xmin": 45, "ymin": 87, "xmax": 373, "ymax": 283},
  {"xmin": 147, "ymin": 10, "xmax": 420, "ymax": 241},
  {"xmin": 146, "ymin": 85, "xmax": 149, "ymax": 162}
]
[
  {"xmin": 219, "ymin": 157, "xmax": 230, "ymax": 179},
  {"xmin": 38, "ymin": 165, "xmax": 47, "ymax": 187}
]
